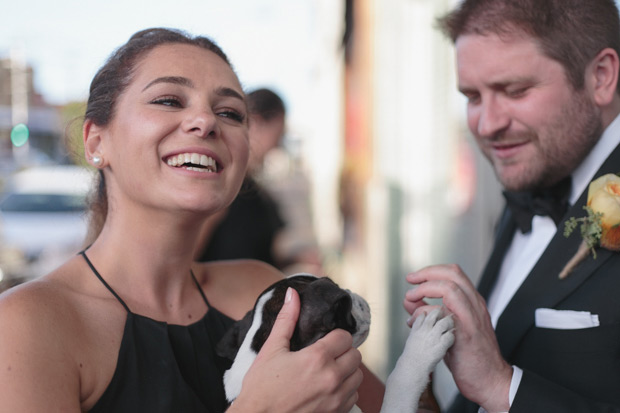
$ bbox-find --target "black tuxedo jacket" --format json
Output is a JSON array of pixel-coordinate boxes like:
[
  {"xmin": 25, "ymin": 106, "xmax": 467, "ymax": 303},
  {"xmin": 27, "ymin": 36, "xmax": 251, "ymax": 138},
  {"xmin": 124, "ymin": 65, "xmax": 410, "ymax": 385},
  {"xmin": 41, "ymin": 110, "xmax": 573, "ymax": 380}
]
[{"xmin": 449, "ymin": 143, "xmax": 620, "ymax": 412}]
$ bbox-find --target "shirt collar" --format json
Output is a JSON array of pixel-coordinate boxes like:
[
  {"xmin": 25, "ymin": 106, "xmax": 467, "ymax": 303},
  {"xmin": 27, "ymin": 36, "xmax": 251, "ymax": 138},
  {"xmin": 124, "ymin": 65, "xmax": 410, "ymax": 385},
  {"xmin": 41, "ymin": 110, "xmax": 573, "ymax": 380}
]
[{"xmin": 570, "ymin": 112, "xmax": 620, "ymax": 204}]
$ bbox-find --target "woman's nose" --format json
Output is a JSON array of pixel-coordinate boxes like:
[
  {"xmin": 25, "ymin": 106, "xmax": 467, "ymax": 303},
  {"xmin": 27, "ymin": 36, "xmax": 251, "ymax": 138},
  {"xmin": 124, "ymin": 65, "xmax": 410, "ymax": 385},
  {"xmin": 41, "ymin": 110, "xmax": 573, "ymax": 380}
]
[{"xmin": 183, "ymin": 107, "xmax": 219, "ymax": 138}]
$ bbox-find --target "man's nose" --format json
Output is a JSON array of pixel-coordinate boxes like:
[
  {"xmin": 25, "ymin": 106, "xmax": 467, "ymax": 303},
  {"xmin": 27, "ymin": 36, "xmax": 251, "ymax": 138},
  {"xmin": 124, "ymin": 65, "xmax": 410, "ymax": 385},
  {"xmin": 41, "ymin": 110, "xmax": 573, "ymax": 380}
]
[{"xmin": 476, "ymin": 97, "xmax": 510, "ymax": 138}]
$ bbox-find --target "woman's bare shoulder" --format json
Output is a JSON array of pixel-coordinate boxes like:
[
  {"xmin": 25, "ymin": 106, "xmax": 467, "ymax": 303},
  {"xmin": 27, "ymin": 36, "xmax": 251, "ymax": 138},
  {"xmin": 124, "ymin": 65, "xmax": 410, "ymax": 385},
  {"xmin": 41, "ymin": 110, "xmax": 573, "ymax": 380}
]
[
  {"xmin": 0, "ymin": 254, "xmax": 113, "ymax": 352},
  {"xmin": 0, "ymin": 275, "xmax": 70, "ymax": 323},
  {"xmin": 195, "ymin": 259, "xmax": 285, "ymax": 320},
  {"xmin": 0, "ymin": 264, "xmax": 86, "ymax": 409},
  {"xmin": 0, "ymin": 262, "xmax": 86, "ymax": 343},
  {"xmin": 205, "ymin": 258, "xmax": 284, "ymax": 285}
]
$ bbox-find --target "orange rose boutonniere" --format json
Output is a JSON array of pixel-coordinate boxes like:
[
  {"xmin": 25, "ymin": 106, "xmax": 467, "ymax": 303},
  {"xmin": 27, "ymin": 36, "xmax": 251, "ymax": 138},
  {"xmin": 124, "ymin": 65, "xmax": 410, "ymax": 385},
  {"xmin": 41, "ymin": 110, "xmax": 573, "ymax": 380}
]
[{"xmin": 561, "ymin": 173, "xmax": 620, "ymax": 279}]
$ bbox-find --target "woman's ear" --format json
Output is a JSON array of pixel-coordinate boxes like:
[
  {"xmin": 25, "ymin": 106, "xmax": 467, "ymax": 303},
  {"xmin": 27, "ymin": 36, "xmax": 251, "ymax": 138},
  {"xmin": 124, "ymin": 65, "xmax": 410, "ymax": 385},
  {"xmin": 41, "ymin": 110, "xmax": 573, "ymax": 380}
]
[
  {"xmin": 589, "ymin": 47, "xmax": 620, "ymax": 107},
  {"xmin": 83, "ymin": 119, "xmax": 106, "ymax": 168}
]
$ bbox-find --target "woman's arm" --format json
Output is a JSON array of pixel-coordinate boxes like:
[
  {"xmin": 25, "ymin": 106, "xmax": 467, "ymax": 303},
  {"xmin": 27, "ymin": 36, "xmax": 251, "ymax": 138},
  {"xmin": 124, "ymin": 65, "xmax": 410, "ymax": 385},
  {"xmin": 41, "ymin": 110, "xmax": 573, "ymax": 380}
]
[
  {"xmin": 357, "ymin": 363, "xmax": 386, "ymax": 413},
  {"xmin": 0, "ymin": 285, "xmax": 82, "ymax": 411}
]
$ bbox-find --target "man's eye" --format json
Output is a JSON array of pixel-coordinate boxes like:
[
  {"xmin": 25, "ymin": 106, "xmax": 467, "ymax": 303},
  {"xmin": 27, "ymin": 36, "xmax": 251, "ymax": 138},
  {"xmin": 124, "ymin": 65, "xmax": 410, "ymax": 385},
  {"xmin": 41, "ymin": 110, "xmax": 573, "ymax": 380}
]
[
  {"xmin": 218, "ymin": 110, "xmax": 245, "ymax": 123},
  {"xmin": 506, "ymin": 87, "xmax": 528, "ymax": 98},
  {"xmin": 151, "ymin": 96, "xmax": 182, "ymax": 107},
  {"xmin": 465, "ymin": 93, "xmax": 480, "ymax": 105}
]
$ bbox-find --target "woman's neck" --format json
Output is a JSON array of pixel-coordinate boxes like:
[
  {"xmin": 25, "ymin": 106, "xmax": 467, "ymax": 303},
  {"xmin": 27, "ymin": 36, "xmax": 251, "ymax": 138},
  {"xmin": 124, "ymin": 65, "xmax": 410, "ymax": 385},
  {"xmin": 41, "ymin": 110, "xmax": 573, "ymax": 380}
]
[{"xmin": 84, "ymin": 209, "xmax": 204, "ymax": 313}]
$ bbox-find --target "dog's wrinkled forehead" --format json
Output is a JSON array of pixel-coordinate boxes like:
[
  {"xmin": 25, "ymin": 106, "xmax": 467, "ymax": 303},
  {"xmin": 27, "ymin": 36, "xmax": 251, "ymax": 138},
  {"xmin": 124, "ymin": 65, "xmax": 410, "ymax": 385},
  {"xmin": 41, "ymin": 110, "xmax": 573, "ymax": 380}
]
[
  {"xmin": 257, "ymin": 275, "xmax": 338, "ymax": 310},
  {"xmin": 293, "ymin": 275, "xmax": 357, "ymax": 346},
  {"xmin": 286, "ymin": 274, "xmax": 342, "ymax": 298}
]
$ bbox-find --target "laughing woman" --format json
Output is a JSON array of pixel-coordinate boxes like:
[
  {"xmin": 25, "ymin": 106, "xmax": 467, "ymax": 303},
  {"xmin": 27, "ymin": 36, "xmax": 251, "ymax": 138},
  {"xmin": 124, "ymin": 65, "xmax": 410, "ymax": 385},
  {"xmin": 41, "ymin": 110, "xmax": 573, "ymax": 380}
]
[{"xmin": 0, "ymin": 28, "xmax": 383, "ymax": 412}]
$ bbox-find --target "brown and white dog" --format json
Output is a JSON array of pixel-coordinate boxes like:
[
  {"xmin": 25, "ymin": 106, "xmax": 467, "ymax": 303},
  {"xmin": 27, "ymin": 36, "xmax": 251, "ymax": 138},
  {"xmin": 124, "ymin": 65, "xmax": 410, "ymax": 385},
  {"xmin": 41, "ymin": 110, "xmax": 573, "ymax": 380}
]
[{"xmin": 216, "ymin": 273, "xmax": 454, "ymax": 412}]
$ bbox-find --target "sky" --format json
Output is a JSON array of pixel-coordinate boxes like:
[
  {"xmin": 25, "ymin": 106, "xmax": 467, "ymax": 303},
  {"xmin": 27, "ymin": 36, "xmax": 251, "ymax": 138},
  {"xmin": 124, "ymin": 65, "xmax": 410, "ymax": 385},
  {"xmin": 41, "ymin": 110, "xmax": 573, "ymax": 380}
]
[{"xmin": 2, "ymin": 0, "xmax": 336, "ymax": 112}]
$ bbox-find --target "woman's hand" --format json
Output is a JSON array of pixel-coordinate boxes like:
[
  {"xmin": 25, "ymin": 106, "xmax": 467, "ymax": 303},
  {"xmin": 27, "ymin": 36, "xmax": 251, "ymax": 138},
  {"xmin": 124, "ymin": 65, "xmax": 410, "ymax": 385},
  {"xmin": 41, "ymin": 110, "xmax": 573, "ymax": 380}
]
[{"xmin": 230, "ymin": 287, "xmax": 363, "ymax": 413}]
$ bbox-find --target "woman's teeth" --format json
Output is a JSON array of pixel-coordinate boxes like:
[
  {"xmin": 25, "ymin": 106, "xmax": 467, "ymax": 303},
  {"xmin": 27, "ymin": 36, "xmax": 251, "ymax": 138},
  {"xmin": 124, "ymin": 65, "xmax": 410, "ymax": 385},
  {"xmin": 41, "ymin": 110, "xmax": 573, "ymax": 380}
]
[{"xmin": 166, "ymin": 153, "xmax": 218, "ymax": 172}]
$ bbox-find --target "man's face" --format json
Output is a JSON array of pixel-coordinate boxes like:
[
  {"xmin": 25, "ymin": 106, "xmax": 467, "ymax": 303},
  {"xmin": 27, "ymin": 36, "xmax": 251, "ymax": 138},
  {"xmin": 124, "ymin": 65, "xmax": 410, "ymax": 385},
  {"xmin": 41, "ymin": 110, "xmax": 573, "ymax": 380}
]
[
  {"xmin": 248, "ymin": 113, "xmax": 285, "ymax": 169},
  {"xmin": 456, "ymin": 33, "xmax": 602, "ymax": 192}
]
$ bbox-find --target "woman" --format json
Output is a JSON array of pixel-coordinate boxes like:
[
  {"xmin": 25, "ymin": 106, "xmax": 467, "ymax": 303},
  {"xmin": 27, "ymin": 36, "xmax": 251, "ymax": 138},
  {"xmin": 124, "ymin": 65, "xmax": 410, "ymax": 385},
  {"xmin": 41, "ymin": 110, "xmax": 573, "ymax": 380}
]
[{"xmin": 0, "ymin": 28, "xmax": 382, "ymax": 412}]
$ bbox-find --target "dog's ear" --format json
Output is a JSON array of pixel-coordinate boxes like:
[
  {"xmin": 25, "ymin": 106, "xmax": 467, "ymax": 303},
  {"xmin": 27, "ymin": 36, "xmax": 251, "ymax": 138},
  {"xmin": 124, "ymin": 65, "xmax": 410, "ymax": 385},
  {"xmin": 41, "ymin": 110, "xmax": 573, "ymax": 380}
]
[{"xmin": 216, "ymin": 310, "xmax": 254, "ymax": 360}]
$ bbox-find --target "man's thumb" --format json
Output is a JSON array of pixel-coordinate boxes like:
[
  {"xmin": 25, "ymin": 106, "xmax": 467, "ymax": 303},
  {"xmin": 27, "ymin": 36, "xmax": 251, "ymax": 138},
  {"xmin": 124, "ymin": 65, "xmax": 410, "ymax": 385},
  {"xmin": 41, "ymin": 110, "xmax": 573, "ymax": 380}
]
[{"xmin": 264, "ymin": 287, "xmax": 300, "ymax": 351}]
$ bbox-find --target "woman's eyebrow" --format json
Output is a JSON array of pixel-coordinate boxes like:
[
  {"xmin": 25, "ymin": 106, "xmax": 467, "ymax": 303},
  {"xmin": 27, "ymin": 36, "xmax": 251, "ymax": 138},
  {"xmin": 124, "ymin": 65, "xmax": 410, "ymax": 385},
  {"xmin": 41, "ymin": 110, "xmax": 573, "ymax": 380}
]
[
  {"xmin": 142, "ymin": 76, "xmax": 194, "ymax": 91},
  {"xmin": 216, "ymin": 86, "xmax": 244, "ymax": 101},
  {"xmin": 142, "ymin": 77, "xmax": 244, "ymax": 102}
]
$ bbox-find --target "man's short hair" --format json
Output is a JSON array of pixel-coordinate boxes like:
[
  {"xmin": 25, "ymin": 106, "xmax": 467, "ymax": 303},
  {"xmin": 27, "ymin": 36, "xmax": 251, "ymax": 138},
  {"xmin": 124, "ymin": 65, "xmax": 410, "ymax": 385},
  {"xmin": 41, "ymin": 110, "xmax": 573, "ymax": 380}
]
[{"xmin": 437, "ymin": 0, "xmax": 620, "ymax": 92}]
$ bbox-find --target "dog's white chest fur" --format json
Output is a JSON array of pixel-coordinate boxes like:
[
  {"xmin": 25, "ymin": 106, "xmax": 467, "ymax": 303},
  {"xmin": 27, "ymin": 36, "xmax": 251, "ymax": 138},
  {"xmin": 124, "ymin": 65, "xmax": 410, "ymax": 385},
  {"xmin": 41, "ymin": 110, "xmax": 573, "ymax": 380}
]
[{"xmin": 222, "ymin": 289, "xmax": 275, "ymax": 401}]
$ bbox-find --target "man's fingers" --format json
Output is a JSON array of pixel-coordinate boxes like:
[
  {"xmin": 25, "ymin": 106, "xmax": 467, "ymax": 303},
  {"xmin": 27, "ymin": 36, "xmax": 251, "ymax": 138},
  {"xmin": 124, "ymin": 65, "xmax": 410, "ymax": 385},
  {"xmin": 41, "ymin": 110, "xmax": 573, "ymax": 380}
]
[{"xmin": 407, "ymin": 264, "xmax": 477, "ymax": 298}]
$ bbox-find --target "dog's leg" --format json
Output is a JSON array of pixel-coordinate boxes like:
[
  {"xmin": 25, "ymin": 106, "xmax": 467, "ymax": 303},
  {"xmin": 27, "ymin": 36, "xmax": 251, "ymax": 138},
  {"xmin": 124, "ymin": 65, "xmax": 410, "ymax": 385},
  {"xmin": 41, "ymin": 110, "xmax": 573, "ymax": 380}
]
[{"xmin": 380, "ymin": 309, "xmax": 454, "ymax": 413}]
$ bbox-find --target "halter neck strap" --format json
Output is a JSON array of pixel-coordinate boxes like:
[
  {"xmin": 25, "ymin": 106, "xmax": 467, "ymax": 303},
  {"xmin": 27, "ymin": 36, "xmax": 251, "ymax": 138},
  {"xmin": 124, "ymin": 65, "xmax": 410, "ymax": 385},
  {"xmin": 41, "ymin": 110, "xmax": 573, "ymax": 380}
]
[
  {"xmin": 80, "ymin": 250, "xmax": 131, "ymax": 313},
  {"xmin": 190, "ymin": 269, "xmax": 211, "ymax": 307},
  {"xmin": 80, "ymin": 250, "xmax": 211, "ymax": 313}
]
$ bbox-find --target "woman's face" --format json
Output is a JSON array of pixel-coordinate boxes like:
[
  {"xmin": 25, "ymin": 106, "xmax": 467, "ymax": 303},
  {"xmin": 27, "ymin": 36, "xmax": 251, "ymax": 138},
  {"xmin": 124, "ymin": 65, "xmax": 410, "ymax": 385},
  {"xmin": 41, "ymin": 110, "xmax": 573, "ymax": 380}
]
[{"xmin": 96, "ymin": 43, "xmax": 249, "ymax": 217}]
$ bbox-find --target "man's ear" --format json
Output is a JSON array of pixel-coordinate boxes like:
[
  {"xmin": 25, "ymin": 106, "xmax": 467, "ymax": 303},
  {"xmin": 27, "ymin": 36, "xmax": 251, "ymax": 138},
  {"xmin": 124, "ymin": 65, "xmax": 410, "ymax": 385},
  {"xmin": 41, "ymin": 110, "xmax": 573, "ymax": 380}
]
[
  {"xmin": 588, "ymin": 47, "xmax": 620, "ymax": 106},
  {"xmin": 83, "ymin": 119, "xmax": 106, "ymax": 167}
]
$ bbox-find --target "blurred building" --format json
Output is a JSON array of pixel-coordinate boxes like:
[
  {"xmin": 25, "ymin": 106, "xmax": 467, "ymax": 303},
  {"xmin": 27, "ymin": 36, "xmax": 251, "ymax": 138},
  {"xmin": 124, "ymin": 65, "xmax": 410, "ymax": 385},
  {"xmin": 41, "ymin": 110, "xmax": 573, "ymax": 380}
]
[
  {"xmin": 0, "ymin": 53, "xmax": 65, "ymax": 177},
  {"xmin": 296, "ymin": 0, "xmax": 505, "ymax": 408}
]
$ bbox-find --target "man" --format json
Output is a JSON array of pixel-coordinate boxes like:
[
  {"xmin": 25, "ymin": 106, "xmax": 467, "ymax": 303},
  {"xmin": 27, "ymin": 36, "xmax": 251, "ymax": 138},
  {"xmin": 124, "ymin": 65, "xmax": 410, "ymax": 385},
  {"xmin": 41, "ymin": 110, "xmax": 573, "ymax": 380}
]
[
  {"xmin": 193, "ymin": 88, "xmax": 287, "ymax": 267},
  {"xmin": 404, "ymin": 0, "xmax": 620, "ymax": 411},
  {"xmin": 194, "ymin": 88, "xmax": 323, "ymax": 274}
]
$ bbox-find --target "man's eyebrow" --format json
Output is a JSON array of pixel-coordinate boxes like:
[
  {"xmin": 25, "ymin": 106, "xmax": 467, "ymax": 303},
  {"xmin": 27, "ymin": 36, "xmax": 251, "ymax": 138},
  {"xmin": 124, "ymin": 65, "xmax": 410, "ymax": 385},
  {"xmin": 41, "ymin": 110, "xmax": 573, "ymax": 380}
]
[
  {"xmin": 459, "ymin": 77, "xmax": 535, "ymax": 94},
  {"xmin": 142, "ymin": 76, "xmax": 194, "ymax": 91}
]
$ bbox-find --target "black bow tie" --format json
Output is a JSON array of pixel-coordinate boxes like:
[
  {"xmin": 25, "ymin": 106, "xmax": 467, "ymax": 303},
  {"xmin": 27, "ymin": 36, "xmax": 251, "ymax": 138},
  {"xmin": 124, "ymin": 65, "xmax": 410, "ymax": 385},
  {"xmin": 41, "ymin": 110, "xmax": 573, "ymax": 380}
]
[{"xmin": 503, "ymin": 176, "xmax": 572, "ymax": 234}]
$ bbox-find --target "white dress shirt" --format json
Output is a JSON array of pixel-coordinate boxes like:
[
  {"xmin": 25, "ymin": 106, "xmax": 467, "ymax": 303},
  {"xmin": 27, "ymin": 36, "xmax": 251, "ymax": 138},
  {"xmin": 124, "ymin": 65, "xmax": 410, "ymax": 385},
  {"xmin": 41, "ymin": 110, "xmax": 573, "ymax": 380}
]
[{"xmin": 484, "ymin": 113, "xmax": 620, "ymax": 411}]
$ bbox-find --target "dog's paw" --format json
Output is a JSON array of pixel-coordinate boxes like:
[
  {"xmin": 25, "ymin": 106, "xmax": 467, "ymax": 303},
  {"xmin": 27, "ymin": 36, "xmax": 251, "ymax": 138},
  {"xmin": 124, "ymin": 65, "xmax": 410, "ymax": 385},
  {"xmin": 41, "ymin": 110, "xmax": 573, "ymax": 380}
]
[
  {"xmin": 407, "ymin": 308, "xmax": 455, "ymax": 365},
  {"xmin": 380, "ymin": 310, "xmax": 453, "ymax": 413}
]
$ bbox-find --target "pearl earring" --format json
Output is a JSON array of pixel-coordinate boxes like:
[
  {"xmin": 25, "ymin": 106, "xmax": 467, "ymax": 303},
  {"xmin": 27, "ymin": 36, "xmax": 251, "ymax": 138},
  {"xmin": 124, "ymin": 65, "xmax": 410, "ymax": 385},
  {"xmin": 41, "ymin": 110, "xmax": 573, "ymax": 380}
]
[{"xmin": 92, "ymin": 156, "xmax": 103, "ymax": 167}]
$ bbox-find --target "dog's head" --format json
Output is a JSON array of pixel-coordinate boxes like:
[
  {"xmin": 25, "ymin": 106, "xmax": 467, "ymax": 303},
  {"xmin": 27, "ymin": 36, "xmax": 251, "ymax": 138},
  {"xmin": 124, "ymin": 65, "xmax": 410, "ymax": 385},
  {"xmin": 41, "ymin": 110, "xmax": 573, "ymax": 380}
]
[{"xmin": 216, "ymin": 273, "xmax": 371, "ymax": 402}]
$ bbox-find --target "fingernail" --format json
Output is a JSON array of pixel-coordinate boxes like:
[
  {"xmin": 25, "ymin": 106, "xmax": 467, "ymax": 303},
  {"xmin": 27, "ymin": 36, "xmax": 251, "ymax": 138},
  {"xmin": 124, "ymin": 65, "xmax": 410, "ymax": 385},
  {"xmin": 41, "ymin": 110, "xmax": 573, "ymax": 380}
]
[{"xmin": 285, "ymin": 287, "xmax": 292, "ymax": 303}]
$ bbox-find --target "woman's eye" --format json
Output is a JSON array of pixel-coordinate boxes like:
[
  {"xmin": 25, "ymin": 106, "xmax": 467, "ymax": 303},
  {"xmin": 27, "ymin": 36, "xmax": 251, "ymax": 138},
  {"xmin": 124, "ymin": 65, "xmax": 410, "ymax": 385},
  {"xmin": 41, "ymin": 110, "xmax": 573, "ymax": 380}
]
[
  {"xmin": 151, "ymin": 96, "xmax": 182, "ymax": 107},
  {"xmin": 218, "ymin": 110, "xmax": 245, "ymax": 123}
]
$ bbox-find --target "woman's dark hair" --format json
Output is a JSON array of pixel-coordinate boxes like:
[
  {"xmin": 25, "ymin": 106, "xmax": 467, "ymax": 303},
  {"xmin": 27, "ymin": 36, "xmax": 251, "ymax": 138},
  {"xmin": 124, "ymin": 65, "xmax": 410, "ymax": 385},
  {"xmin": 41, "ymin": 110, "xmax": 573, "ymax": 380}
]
[
  {"xmin": 437, "ymin": 0, "xmax": 620, "ymax": 93},
  {"xmin": 84, "ymin": 28, "xmax": 234, "ymax": 244}
]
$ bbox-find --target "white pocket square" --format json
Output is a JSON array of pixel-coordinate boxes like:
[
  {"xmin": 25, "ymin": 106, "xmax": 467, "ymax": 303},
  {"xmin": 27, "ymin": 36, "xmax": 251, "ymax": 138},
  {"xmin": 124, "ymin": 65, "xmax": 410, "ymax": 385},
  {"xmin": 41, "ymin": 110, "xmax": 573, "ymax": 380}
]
[{"xmin": 535, "ymin": 308, "xmax": 600, "ymax": 330}]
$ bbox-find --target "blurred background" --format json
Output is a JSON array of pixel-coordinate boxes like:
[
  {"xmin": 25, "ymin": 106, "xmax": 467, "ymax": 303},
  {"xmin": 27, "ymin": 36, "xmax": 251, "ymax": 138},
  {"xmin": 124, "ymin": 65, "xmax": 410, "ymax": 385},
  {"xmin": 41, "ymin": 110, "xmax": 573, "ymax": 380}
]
[{"xmin": 1, "ymin": 0, "xmax": 508, "ymax": 408}]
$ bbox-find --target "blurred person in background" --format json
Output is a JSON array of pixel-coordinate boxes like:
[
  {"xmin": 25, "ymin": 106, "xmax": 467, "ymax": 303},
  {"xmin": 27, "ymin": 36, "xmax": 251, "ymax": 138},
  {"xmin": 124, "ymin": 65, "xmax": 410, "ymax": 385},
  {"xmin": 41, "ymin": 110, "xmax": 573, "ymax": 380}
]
[
  {"xmin": 0, "ymin": 28, "xmax": 385, "ymax": 412},
  {"xmin": 404, "ymin": 0, "xmax": 620, "ymax": 411},
  {"xmin": 194, "ymin": 87, "xmax": 324, "ymax": 275}
]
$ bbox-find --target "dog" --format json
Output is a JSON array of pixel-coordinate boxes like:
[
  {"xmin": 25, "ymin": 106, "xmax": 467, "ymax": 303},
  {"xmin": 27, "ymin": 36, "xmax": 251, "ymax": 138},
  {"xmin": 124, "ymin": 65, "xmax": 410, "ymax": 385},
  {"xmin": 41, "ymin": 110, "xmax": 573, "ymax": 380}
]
[{"xmin": 216, "ymin": 273, "xmax": 454, "ymax": 412}]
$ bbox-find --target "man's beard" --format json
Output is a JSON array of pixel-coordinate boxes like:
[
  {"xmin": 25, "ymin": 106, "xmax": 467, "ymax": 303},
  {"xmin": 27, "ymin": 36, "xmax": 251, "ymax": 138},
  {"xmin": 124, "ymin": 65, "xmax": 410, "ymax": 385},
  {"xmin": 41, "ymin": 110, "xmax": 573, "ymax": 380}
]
[{"xmin": 491, "ymin": 89, "xmax": 603, "ymax": 192}]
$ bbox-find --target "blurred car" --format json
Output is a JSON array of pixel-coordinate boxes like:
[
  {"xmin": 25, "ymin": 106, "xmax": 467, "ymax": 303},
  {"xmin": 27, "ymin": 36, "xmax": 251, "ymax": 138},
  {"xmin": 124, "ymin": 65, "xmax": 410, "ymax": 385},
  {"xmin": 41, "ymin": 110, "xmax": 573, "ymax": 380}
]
[{"xmin": 0, "ymin": 165, "xmax": 95, "ymax": 281}]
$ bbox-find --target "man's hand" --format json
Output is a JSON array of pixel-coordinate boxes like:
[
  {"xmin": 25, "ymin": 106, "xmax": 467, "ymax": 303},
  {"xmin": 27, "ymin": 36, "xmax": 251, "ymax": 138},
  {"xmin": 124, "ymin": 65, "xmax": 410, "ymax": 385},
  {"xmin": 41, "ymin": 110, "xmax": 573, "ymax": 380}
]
[{"xmin": 404, "ymin": 264, "xmax": 513, "ymax": 412}]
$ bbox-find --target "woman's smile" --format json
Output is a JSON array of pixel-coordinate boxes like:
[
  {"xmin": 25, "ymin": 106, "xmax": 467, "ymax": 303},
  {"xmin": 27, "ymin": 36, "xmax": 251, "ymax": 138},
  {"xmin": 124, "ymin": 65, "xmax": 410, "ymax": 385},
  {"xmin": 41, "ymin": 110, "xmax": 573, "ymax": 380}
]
[{"xmin": 165, "ymin": 152, "xmax": 219, "ymax": 173}]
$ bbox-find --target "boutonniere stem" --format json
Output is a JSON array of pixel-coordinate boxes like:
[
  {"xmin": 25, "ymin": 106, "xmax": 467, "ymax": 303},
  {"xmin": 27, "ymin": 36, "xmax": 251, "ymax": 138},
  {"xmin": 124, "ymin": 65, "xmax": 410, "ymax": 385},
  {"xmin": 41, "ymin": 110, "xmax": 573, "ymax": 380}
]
[
  {"xmin": 561, "ymin": 173, "xmax": 620, "ymax": 279},
  {"xmin": 559, "ymin": 240, "xmax": 592, "ymax": 279}
]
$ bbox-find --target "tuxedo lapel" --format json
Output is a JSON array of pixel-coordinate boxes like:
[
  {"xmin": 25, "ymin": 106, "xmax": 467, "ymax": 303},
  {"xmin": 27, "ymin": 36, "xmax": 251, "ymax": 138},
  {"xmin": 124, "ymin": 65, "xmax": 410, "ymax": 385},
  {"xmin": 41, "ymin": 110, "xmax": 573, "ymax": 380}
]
[
  {"xmin": 494, "ymin": 142, "xmax": 620, "ymax": 361},
  {"xmin": 477, "ymin": 209, "xmax": 517, "ymax": 300}
]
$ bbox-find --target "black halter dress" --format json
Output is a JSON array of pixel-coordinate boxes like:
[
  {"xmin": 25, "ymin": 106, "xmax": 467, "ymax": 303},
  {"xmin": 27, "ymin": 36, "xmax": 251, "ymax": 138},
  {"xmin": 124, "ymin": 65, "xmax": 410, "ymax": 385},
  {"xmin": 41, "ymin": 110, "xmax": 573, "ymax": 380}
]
[{"xmin": 80, "ymin": 251, "xmax": 235, "ymax": 413}]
